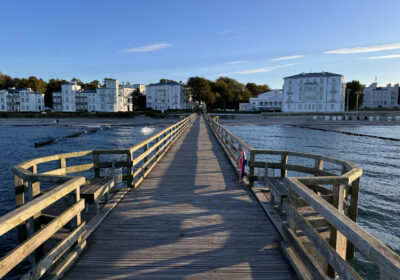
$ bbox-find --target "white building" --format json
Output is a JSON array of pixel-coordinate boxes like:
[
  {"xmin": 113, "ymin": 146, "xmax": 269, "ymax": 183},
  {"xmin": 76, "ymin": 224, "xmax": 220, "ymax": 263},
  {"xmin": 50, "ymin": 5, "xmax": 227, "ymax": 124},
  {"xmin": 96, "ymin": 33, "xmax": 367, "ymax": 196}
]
[
  {"xmin": 52, "ymin": 79, "xmax": 136, "ymax": 112},
  {"xmin": 0, "ymin": 88, "xmax": 44, "ymax": 112},
  {"xmin": 362, "ymin": 83, "xmax": 399, "ymax": 109},
  {"xmin": 282, "ymin": 72, "xmax": 345, "ymax": 113},
  {"xmin": 146, "ymin": 80, "xmax": 193, "ymax": 111},
  {"xmin": 53, "ymin": 82, "xmax": 81, "ymax": 112},
  {"xmin": 239, "ymin": 90, "xmax": 283, "ymax": 111},
  {"xmin": 122, "ymin": 83, "xmax": 146, "ymax": 94}
]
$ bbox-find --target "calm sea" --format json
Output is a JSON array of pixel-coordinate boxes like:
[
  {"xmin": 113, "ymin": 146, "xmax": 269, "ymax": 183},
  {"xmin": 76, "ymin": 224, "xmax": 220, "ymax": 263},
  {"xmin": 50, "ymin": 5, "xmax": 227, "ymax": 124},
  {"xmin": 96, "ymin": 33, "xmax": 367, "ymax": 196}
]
[
  {"xmin": 226, "ymin": 123, "xmax": 400, "ymax": 279},
  {"xmin": 0, "ymin": 123, "xmax": 164, "ymax": 266}
]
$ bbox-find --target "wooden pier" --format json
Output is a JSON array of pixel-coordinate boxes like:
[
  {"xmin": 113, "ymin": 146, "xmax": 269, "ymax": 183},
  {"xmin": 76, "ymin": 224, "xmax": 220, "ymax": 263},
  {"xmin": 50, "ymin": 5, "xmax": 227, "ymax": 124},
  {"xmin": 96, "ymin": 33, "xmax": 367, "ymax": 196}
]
[
  {"xmin": 64, "ymin": 116, "xmax": 295, "ymax": 279},
  {"xmin": 1, "ymin": 114, "xmax": 400, "ymax": 279}
]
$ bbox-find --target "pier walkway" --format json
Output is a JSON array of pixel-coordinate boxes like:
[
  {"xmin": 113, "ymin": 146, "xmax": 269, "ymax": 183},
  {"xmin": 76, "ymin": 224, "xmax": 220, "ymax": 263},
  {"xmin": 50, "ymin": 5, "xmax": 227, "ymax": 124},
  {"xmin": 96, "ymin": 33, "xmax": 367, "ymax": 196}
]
[{"xmin": 64, "ymin": 116, "xmax": 296, "ymax": 279}]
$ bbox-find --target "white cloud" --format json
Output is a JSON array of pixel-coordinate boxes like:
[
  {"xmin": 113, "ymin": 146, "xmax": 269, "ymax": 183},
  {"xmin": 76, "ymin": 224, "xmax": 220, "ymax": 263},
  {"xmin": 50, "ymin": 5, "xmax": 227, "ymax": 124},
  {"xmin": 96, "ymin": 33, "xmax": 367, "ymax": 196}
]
[
  {"xmin": 222, "ymin": 63, "xmax": 297, "ymax": 75},
  {"xmin": 360, "ymin": 54, "xmax": 400, "ymax": 60},
  {"xmin": 121, "ymin": 43, "xmax": 171, "ymax": 53},
  {"xmin": 325, "ymin": 43, "xmax": 400, "ymax": 54},
  {"xmin": 225, "ymin": 60, "xmax": 248, "ymax": 65},
  {"xmin": 270, "ymin": 55, "xmax": 304, "ymax": 61}
]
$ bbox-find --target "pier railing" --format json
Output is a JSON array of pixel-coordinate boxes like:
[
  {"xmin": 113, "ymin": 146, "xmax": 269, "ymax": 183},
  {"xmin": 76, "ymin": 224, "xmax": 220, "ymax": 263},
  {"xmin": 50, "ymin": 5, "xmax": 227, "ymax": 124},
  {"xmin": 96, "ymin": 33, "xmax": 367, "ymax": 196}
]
[
  {"xmin": 206, "ymin": 114, "xmax": 400, "ymax": 280},
  {"xmin": 0, "ymin": 114, "xmax": 196, "ymax": 279}
]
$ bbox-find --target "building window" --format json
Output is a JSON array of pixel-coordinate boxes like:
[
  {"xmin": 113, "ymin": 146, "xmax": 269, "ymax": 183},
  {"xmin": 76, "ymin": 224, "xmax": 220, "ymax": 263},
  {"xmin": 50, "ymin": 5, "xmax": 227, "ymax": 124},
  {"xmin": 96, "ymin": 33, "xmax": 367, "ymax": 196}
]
[
  {"xmin": 318, "ymin": 104, "xmax": 322, "ymax": 109},
  {"xmin": 331, "ymin": 104, "xmax": 334, "ymax": 109},
  {"xmin": 21, "ymin": 98, "xmax": 25, "ymax": 102}
]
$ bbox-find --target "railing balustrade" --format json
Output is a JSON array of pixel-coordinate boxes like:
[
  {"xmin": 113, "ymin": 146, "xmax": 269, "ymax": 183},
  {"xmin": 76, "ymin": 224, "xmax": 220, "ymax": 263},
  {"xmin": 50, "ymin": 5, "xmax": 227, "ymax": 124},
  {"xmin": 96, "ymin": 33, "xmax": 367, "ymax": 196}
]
[
  {"xmin": 206, "ymin": 114, "xmax": 400, "ymax": 280},
  {"xmin": 0, "ymin": 114, "xmax": 196, "ymax": 279}
]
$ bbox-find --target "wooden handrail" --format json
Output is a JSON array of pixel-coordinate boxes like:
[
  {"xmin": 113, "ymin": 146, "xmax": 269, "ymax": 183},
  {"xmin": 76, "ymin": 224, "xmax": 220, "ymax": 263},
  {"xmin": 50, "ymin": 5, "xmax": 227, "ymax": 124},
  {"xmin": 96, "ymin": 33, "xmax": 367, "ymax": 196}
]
[
  {"xmin": 286, "ymin": 178, "xmax": 400, "ymax": 279},
  {"xmin": 1, "ymin": 113, "xmax": 196, "ymax": 279},
  {"xmin": 205, "ymin": 113, "xmax": 399, "ymax": 280}
]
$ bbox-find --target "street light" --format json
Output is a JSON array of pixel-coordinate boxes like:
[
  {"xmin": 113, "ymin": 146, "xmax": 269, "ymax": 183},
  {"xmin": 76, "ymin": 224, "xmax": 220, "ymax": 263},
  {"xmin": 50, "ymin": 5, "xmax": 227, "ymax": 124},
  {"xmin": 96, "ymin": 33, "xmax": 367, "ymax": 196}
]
[
  {"xmin": 355, "ymin": 91, "xmax": 361, "ymax": 113},
  {"xmin": 345, "ymin": 88, "xmax": 351, "ymax": 111}
]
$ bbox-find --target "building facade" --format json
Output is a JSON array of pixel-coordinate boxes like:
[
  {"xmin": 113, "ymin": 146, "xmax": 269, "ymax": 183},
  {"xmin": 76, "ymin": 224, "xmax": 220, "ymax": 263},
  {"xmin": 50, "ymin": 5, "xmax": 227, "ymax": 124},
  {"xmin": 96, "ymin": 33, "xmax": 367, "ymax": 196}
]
[
  {"xmin": 239, "ymin": 90, "xmax": 283, "ymax": 111},
  {"xmin": 0, "ymin": 88, "xmax": 44, "ymax": 112},
  {"xmin": 362, "ymin": 83, "xmax": 399, "ymax": 109},
  {"xmin": 146, "ymin": 80, "xmax": 193, "ymax": 111},
  {"xmin": 52, "ymin": 79, "xmax": 136, "ymax": 112},
  {"xmin": 282, "ymin": 72, "xmax": 345, "ymax": 113}
]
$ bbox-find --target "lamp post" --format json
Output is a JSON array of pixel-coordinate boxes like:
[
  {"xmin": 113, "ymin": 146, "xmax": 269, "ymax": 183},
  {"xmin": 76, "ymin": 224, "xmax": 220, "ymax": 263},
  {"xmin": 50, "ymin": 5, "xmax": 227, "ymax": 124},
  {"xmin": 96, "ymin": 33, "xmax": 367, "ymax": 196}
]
[
  {"xmin": 345, "ymin": 88, "xmax": 351, "ymax": 112},
  {"xmin": 355, "ymin": 91, "xmax": 361, "ymax": 113}
]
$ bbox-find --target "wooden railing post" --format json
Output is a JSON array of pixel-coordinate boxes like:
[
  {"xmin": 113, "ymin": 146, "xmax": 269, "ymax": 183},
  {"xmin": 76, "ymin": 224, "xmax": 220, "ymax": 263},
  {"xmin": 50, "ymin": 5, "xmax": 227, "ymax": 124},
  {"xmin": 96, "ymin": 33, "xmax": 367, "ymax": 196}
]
[
  {"xmin": 143, "ymin": 143, "xmax": 149, "ymax": 173},
  {"xmin": 59, "ymin": 156, "xmax": 66, "ymax": 171},
  {"xmin": 126, "ymin": 151, "xmax": 133, "ymax": 187},
  {"xmin": 93, "ymin": 152, "xmax": 100, "ymax": 178},
  {"xmin": 328, "ymin": 183, "xmax": 347, "ymax": 278},
  {"xmin": 281, "ymin": 153, "xmax": 288, "ymax": 178},
  {"xmin": 249, "ymin": 150, "xmax": 255, "ymax": 188},
  {"xmin": 14, "ymin": 174, "xmax": 27, "ymax": 243},
  {"xmin": 315, "ymin": 159, "xmax": 323, "ymax": 173},
  {"xmin": 346, "ymin": 177, "xmax": 360, "ymax": 260}
]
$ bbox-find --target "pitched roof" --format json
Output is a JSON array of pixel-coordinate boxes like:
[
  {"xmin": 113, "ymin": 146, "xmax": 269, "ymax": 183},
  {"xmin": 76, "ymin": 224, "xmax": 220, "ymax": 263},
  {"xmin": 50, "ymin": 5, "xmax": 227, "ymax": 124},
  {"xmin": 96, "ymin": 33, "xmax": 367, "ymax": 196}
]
[{"xmin": 284, "ymin": 72, "xmax": 342, "ymax": 79}]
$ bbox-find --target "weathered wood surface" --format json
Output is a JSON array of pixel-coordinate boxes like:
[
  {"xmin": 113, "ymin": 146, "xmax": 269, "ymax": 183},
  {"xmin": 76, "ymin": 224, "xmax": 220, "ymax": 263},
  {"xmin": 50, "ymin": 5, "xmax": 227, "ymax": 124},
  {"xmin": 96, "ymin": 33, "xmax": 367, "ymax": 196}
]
[{"xmin": 64, "ymin": 116, "xmax": 296, "ymax": 279}]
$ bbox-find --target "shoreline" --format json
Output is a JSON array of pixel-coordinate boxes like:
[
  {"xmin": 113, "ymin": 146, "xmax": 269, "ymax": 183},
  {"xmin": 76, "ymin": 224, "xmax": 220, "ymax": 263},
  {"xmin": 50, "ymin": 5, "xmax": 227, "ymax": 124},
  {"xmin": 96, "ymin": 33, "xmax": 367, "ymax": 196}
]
[{"xmin": 0, "ymin": 115, "xmax": 180, "ymax": 127}]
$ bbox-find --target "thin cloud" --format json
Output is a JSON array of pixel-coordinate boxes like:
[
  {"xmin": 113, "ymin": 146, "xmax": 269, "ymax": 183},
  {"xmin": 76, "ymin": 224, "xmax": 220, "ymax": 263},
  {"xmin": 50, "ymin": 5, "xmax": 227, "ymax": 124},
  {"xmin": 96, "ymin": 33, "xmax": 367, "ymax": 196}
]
[
  {"xmin": 121, "ymin": 43, "xmax": 171, "ymax": 53},
  {"xmin": 220, "ymin": 29, "xmax": 233, "ymax": 34},
  {"xmin": 360, "ymin": 54, "xmax": 400, "ymax": 60},
  {"xmin": 225, "ymin": 60, "xmax": 248, "ymax": 65},
  {"xmin": 270, "ymin": 55, "xmax": 304, "ymax": 61},
  {"xmin": 222, "ymin": 63, "xmax": 297, "ymax": 75},
  {"xmin": 325, "ymin": 43, "xmax": 400, "ymax": 54}
]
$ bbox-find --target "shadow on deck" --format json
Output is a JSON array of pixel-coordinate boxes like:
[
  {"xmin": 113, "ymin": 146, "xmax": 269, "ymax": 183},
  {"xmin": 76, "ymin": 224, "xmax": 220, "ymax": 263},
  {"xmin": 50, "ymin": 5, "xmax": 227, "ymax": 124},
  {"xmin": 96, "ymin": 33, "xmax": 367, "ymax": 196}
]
[{"xmin": 64, "ymin": 116, "xmax": 296, "ymax": 279}]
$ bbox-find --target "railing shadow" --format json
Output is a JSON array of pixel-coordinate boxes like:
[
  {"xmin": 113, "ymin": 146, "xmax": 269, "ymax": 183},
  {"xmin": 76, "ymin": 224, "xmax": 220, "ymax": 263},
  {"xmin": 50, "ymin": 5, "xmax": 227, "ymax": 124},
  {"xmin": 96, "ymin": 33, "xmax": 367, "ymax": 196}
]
[{"xmin": 65, "ymin": 116, "xmax": 296, "ymax": 279}]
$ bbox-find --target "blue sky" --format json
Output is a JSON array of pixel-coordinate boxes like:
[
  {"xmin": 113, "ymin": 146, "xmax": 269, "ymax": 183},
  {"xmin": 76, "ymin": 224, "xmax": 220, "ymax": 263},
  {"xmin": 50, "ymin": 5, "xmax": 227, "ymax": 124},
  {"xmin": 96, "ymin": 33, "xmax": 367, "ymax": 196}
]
[{"xmin": 1, "ymin": 0, "xmax": 400, "ymax": 88}]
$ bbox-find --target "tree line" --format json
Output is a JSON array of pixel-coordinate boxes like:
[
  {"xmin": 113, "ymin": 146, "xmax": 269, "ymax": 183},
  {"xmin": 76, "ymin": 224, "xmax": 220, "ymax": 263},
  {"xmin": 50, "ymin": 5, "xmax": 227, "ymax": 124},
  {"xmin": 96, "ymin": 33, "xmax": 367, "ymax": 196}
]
[
  {"xmin": 0, "ymin": 73, "xmax": 102, "ymax": 107},
  {"xmin": 187, "ymin": 77, "xmax": 270, "ymax": 110}
]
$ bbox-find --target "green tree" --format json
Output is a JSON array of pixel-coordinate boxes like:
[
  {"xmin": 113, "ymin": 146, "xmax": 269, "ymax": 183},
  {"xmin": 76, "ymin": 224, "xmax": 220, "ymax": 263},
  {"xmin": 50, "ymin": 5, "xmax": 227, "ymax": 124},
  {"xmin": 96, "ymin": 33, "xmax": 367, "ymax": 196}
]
[
  {"xmin": 245, "ymin": 83, "xmax": 271, "ymax": 97},
  {"xmin": 212, "ymin": 80, "xmax": 233, "ymax": 109},
  {"xmin": 0, "ymin": 73, "xmax": 15, "ymax": 89},
  {"xmin": 345, "ymin": 81, "xmax": 364, "ymax": 109},
  {"xmin": 82, "ymin": 80, "xmax": 100, "ymax": 90},
  {"xmin": 187, "ymin": 77, "xmax": 211, "ymax": 103}
]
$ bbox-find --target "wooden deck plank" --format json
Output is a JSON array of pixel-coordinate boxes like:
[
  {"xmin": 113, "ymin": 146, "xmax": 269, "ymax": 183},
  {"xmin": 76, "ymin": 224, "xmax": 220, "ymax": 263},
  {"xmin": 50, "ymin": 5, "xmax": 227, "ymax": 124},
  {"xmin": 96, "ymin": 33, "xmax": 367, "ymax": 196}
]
[{"xmin": 64, "ymin": 116, "xmax": 296, "ymax": 279}]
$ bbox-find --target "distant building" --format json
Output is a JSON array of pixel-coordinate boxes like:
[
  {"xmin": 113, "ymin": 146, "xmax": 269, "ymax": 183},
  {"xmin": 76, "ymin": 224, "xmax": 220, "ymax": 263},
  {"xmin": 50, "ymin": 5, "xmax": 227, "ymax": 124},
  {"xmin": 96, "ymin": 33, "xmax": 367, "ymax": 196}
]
[
  {"xmin": 0, "ymin": 88, "xmax": 44, "ymax": 112},
  {"xmin": 282, "ymin": 72, "xmax": 345, "ymax": 112},
  {"xmin": 122, "ymin": 83, "xmax": 146, "ymax": 94},
  {"xmin": 362, "ymin": 83, "xmax": 399, "ymax": 109},
  {"xmin": 52, "ymin": 79, "xmax": 136, "ymax": 112},
  {"xmin": 239, "ymin": 90, "xmax": 283, "ymax": 111},
  {"xmin": 146, "ymin": 80, "xmax": 193, "ymax": 111}
]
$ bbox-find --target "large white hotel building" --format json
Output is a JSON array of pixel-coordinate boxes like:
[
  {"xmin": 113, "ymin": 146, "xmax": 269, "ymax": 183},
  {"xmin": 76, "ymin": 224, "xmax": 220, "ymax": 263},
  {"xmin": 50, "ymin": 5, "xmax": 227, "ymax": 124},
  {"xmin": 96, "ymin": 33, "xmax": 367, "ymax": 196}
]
[
  {"xmin": 282, "ymin": 72, "xmax": 345, "ymax": 113},
  {"xmin": 53, "ymin": 79, "xmax": 137, "ymax": 112}
]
